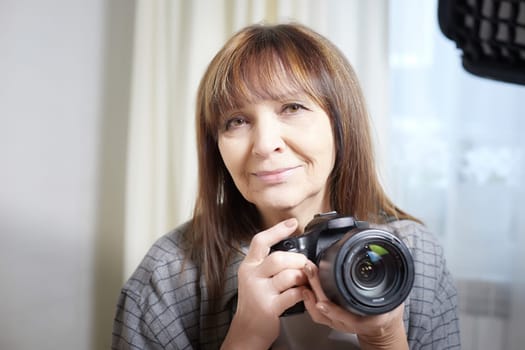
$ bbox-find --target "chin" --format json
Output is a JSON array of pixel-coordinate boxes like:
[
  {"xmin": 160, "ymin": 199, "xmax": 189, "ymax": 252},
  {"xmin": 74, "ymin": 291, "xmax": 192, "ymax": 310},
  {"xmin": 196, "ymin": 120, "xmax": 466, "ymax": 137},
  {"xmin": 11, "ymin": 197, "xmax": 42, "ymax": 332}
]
[
  {"xmin": 247, "ymin": 188, "xmax": 323, "ymax": 213},
  {"xmin": 256, "ymin": 200, "xmax": 297, "ymax": 211},
  {"xmin": 256, "ymin": 193, "xmax": 313, "ymax": 212},
  {"xmin": 251, "ymin": 195, "xmax": 299, "ymax": 212}
]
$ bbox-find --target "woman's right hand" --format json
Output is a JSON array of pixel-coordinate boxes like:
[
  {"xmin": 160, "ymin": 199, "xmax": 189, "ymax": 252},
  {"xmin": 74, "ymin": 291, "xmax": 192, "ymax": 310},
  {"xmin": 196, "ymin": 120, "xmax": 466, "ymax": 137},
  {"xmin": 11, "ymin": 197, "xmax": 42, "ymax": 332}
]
[
  {"xmin": 221, "ymin": 218, "xmax": 309, "ymax": 350},
  {"xmin": 302, "ymin": 261, "xmax": 409, "ymax": 350}
]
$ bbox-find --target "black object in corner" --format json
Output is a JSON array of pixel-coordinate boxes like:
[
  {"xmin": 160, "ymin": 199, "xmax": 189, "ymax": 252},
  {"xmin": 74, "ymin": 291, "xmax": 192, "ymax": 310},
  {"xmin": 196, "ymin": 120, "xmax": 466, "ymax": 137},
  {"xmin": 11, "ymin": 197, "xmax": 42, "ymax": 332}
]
[{"xmin": 438, "ymin": 0, "xmax": 525, "ymax": 85}]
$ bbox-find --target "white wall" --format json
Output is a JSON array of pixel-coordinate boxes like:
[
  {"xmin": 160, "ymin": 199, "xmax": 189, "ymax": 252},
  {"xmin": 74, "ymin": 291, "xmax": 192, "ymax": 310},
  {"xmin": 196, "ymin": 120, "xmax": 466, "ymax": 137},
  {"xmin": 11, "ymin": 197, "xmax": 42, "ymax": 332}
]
[{"xmin": 0, "ymin": 1, "xmax": 134, "ymax": 349}]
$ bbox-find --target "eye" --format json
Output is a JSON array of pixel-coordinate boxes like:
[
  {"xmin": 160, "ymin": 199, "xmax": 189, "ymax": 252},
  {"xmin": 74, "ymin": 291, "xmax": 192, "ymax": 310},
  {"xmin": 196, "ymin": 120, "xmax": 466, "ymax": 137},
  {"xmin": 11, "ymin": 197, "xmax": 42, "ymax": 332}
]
[
  {"xmin": 282, "ymin": 103, "xmax": 307, "ymax": 114},
  {"xmin": 223, "ymin": 116, "xmax": 248, "ymax": 130}
]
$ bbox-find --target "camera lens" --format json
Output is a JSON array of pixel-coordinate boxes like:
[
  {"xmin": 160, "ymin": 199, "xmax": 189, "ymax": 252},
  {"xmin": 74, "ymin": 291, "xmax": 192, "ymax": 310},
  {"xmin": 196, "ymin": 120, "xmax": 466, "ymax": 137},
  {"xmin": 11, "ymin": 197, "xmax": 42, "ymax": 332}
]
[
  {"xmin": 318, "ymin": 228, "xmax": 414, "ymax": 315},
  {"xmin": 347, "ymin": 243, "xmax": 399, "ymax": 300},
  {"xmin": 351, "ymin": 250, "xmax": 386, "ymax": 289}
]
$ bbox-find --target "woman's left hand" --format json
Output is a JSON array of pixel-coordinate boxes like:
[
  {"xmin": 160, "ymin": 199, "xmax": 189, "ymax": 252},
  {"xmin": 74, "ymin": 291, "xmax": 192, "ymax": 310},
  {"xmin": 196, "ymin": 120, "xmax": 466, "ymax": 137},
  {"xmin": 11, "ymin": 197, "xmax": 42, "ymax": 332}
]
[{"xmin": 302, "ymin": 261, "xmax": 409, "ymax": 350}]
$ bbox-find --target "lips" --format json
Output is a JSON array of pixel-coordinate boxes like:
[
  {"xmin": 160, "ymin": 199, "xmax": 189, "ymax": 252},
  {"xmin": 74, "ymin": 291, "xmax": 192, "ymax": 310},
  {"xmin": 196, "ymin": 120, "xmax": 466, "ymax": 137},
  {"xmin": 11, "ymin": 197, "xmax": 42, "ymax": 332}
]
[{"xmin": 253, "ymin": 166, "xmax": 300, "ymax": 183}]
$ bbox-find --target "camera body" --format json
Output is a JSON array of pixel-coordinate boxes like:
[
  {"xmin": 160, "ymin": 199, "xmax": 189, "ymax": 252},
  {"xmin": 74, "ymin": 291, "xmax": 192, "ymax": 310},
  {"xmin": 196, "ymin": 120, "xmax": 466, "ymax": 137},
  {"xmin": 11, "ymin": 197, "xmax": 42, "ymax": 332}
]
[{"xmin": 271, "ymin": 211, "xmax": 415, "ymax": 316}]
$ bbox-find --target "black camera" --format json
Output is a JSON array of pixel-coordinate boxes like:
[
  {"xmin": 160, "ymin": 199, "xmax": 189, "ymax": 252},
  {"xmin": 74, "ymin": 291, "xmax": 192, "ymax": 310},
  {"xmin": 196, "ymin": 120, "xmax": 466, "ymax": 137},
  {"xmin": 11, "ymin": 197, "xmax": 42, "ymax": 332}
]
[{"xmin": 271, "ymin": 211, "xmax": 414, "ymax": 316}]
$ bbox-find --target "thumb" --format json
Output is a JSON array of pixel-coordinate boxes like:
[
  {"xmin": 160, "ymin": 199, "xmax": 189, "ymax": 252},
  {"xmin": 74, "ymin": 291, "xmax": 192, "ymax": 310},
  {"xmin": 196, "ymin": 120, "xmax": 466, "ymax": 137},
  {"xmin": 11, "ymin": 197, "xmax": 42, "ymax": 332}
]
[{"xmin": 245, "ymin": 218, "xmax": 298, "ymax": 262}]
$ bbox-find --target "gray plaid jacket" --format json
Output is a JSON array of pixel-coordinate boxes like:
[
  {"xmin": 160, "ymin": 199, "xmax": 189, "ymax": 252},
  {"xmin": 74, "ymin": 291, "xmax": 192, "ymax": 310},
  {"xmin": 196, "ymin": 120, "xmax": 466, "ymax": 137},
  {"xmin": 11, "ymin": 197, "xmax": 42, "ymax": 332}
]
[{"xmin": 112, "ymin": 220, "xmax": 461, "ymax": 349}]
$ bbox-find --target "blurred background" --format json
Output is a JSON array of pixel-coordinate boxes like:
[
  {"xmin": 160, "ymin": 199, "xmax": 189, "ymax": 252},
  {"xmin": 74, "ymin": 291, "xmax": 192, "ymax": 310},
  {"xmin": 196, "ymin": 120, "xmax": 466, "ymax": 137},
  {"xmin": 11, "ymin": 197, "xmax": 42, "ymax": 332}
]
[{"xmin": 1, "ymin": 0, "xmax": 523, "ymax": 349}]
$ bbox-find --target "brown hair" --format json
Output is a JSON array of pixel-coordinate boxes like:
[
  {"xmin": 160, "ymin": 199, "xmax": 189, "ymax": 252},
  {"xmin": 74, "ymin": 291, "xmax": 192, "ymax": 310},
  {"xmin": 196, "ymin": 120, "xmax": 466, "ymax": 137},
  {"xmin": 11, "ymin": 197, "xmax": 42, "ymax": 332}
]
[{"xmin": 189, "ymin": 23, "xmax": 418, "ymax": 304}]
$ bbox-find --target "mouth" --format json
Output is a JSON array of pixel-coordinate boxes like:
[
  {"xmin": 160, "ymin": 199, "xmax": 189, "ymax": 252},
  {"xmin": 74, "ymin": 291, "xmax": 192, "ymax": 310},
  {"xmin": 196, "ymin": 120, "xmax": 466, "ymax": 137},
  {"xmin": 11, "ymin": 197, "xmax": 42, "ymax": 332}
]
[{"xmin": 253, "ymin": 166, "xmax": 300, "ymax": 183}]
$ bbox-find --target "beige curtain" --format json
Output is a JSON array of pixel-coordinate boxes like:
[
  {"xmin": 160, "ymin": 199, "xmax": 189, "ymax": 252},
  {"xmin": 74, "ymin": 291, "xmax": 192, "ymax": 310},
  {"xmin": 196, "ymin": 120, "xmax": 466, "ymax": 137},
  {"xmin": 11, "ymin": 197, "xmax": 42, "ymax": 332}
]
[{"xmin": 123, "ymin": 0, "xmax": 389, "ymax": 278}]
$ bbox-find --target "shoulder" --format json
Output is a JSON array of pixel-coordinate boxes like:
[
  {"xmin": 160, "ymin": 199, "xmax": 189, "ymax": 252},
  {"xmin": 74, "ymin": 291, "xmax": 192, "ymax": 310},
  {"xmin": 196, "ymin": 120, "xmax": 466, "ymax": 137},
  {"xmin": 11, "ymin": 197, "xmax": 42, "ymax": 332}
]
[
  {"xmin": 122, "ymin": 221, "xmax": 198, "ymax": 301},
  {"xmin": 113, "ymin": 221, "xmax": 201, "ymax": 349}
]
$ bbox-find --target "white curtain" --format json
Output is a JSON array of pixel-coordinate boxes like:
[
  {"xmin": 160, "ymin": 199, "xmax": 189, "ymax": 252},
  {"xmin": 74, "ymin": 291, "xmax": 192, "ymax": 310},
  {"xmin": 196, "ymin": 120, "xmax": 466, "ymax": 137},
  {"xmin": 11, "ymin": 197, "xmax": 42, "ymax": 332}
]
[
  {"xmin": 123, "ymin": 0, "xmax": 389, "ymax": 278},
  {"xmin": 388, "ymin": 1, "xmax": 525, "ymax": 349}
]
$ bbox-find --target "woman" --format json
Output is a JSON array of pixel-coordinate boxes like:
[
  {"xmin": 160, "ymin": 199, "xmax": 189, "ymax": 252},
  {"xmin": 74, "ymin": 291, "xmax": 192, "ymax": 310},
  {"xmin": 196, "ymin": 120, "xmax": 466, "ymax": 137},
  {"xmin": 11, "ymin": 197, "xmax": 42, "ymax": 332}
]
[{"xmin": 112, "ymin": 23, "xmax": 460, "ymax": 350}]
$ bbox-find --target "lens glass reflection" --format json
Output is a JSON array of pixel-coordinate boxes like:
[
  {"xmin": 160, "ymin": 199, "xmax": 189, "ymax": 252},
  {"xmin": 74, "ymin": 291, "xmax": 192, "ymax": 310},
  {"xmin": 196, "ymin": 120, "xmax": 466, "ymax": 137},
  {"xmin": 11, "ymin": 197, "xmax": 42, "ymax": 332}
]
[{"xmin": 347, "ymin": 243, "xmax": 397, "ymax": 298}]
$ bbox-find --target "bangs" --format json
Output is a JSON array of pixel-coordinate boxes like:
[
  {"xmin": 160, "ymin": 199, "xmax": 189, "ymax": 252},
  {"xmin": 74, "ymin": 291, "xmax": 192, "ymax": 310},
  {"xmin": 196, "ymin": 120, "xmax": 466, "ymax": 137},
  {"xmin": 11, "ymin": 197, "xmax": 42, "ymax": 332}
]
[{"xmin": 204, "ymin": 26, "xmax": 328, "ymax": 133}]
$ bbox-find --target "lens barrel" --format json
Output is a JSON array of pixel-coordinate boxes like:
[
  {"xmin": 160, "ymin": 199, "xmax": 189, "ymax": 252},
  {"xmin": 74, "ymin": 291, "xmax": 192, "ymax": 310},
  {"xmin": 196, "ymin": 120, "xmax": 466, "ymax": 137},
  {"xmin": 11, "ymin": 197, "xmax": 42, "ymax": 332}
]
[{"xmin": 318, "ymin": 228, "xmax": 414, "ymax": 315}]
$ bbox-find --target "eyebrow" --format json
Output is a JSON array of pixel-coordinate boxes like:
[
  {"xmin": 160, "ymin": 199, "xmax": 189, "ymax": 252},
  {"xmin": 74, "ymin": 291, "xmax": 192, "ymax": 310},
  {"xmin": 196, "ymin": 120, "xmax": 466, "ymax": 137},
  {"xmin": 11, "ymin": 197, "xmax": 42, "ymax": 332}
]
[
  {"xmin": 255, "ymin": 90, "xmax": 310, "ymax": 103},
  {"xmin": 228, "ymin": 92, "xmax": 311, "ymax": 111},
  {"xmin": 275, "ymin": 91, "xmax": 308, "ymax": 100}
]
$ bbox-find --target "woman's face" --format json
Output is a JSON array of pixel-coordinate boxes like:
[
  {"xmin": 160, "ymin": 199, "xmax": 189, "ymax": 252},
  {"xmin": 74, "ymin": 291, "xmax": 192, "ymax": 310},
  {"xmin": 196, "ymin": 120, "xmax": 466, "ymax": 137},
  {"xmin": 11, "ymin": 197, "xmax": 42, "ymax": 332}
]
[{"xmin": 217, "ymin": 91, "xmax": 336, "ymax": 224}]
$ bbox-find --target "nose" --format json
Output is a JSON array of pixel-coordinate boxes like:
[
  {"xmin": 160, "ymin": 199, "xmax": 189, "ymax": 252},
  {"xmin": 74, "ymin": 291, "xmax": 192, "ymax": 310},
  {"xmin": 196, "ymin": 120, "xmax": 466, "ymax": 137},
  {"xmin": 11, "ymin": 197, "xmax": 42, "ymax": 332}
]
[{"xmin": 251, "ymin": 115, "xmax": 285, "ymax": 157}]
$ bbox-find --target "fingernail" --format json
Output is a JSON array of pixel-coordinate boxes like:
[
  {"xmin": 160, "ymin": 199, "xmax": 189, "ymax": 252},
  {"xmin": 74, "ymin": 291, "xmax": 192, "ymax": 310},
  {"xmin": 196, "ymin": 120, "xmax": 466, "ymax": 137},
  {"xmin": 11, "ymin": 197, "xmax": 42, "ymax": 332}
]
[
  {"xmin": 316, "ymin": 303, "xmax": 329, "ymax": 314},
  {"xmin": 304, "ymin": 263, "xmax": 314, "ymax": 278},
  {"xmin": 284, "ymin": 218, "xmax": 297, "ymax": 227}
]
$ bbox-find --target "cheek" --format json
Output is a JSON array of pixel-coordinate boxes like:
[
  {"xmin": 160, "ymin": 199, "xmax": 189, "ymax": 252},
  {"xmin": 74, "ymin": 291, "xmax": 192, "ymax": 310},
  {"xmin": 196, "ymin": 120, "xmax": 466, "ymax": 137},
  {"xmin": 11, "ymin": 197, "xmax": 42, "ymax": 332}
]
[
  {"xmin": 218, "ymin": 138, "xmax": 244, "ymax": 176},
  {"xmin": 308, "ymin": 127, "xmax": 336, "ymax": 168},
  {"xmin": 319, "ymin": 144, "xmax": 336, "ymax": 178},
  {"xmin": 218, "ymin": 140, "xmax": 233, "ymax": 170}
]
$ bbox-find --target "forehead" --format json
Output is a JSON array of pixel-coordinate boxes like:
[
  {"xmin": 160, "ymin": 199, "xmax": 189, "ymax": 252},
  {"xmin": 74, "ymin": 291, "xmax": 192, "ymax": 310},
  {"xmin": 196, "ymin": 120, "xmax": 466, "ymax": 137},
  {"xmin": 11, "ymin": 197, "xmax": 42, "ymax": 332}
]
[{"xmin": 215, "ymin": 51, "xmax": 323, "ymax": 115}]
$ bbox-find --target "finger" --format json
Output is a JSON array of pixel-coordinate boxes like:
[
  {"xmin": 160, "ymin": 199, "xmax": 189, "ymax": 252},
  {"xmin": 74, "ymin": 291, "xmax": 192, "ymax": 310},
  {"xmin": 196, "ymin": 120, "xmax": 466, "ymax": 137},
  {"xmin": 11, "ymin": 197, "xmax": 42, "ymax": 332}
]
[
  {"xmin": 307, "ymin": 300, "xmax": 360, "ymax": 334},
  {"xmin": 303, "ymin": 262, "xmax": 361, "ymax": 333},
  {"xmin": 245, "ymin": 218, "xmax": 298, "ymax": 263},
  {"xmin": 316, "ymin": 300, "xmax": 360, "ymax": 324},
  {"xmin": 274, "ymin": 286, "xmax": 306, "ymax": 315},
  {"xmin": 303, "ymin": 289, "xmax": 333, "ymax": 326},
  {"xmin": 271, "ymin": 268, "xmax": 308, "ymax": 293},
  {"xmin": 303, "ymin": 262, "xmax": 330, "ymax": 302},
  {"xmin": 260, "ymin": 251, "xmax": 308, "ymax": 277}
]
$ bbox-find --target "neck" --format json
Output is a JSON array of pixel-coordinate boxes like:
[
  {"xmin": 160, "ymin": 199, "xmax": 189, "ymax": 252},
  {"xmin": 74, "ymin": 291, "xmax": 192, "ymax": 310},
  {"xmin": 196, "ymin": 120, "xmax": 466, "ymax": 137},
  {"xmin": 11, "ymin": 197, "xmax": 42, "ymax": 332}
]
[{"xmin": 259, "ymin": 200, "xmax": 332, "ymax": 234}]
